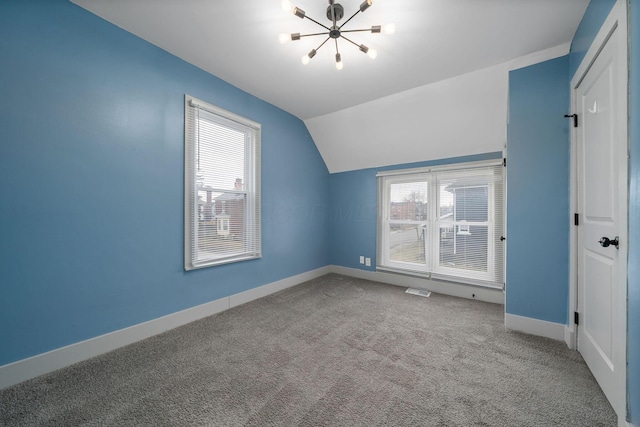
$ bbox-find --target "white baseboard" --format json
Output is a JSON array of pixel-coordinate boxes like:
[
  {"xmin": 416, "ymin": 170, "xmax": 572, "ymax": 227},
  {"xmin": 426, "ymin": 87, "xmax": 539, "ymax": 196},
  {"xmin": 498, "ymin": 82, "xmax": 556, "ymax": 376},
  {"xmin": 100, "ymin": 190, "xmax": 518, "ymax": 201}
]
[
  {"xmin": 229, "ymin": 266, "xmax": 331, "ymax": 308},
  {"xmin": 504, "ymin": 313, "xmax": 566, "ymax": 341},
  {"xmin": 0, "ymin": 266, "xmax": 331, "ymax": 390},
  {"xmin": 329, "ymin": 265, "xmax": 504, "ymax": 304},
  {"xmin": 564, "ymin": 325, "xmax": 576, "ymax": 349}
]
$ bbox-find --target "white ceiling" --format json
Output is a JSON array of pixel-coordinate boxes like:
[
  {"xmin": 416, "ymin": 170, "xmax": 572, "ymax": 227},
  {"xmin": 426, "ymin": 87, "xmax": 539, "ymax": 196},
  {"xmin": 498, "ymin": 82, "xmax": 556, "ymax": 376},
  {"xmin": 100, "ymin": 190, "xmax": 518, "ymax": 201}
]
[
  {"xmin": 71, "ymin": 0, "xmax": 588, "ymax": 120},
  {"xmin": 70, "ymin": 0, "xmax": 589, "ymax": 172}
]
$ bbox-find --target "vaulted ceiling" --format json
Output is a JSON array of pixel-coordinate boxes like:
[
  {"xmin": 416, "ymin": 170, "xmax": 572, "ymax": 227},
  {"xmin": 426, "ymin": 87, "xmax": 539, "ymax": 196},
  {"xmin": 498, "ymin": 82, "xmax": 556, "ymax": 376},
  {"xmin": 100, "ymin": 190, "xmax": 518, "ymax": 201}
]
[{"xmin": 71, "ymin": 0, "xmax": 589, "ymax": 172}]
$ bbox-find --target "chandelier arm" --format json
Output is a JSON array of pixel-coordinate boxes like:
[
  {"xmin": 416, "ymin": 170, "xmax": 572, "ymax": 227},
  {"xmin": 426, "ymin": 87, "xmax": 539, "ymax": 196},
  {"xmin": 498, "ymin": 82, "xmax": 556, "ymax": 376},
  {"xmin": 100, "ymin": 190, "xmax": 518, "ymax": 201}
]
[
  {"xmin": 299, "ymin": 31, "xmax": 331, "ymax": 38},
  {"xmin": 314, "ymin": 36, "xmax": 332, "ymax": 52},
  {"xmin": 303, "ymin": 15, "xmax": 332, "ymax": 31},
  {"xmin": 340, "ymin": 28, "xmax": 375, "ymax": 34},
  {"xmin": 334, "ymin": 38, "xmax": 340, "ymax": 54},
  {"xmin": 339, "ymin": 34, "xmax": 361, "ymax": 49},
  {"xmin": 338, "ymin": 10, "xmax": 361, "ymax": 30}
]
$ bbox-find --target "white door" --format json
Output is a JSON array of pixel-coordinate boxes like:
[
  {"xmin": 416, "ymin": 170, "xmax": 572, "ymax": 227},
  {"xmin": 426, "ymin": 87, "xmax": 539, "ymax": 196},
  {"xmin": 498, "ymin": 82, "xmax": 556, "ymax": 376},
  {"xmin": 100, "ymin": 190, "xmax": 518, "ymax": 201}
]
[{"xmin": 575, "ymin": 22, "xmax": 627, "ymax": 417}]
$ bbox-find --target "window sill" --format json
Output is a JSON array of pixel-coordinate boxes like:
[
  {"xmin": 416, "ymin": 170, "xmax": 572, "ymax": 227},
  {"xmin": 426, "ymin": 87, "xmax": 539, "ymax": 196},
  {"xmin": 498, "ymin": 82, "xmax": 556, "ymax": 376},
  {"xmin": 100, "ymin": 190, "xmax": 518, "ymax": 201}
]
[
  {"xmin": 186, "ymin": 253, "xmax": 261, "ymax": 271},
  {"xmin": 376, "ymin": 266, "xmax": 504, "ymax": 290}
]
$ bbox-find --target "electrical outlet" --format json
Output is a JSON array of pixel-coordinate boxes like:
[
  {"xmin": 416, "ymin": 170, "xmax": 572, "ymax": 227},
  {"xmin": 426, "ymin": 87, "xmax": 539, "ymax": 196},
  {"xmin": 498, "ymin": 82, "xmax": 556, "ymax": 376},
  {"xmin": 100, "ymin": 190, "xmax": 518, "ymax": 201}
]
[
  {"xmin": 359, "ymin": 256, "xmax": 365, "ymax": 264},
  {"xmin": 365, "ymin": 257, "xmax": 371, "ymax": 267}
]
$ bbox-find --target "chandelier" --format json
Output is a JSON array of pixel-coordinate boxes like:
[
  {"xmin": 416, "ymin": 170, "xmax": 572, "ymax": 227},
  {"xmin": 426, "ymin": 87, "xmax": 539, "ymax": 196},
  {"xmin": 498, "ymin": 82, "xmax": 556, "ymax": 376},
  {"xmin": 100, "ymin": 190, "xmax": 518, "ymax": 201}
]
[{"xmin": 279, "ymin": 0, "xmax": 395, "ymax": 70}]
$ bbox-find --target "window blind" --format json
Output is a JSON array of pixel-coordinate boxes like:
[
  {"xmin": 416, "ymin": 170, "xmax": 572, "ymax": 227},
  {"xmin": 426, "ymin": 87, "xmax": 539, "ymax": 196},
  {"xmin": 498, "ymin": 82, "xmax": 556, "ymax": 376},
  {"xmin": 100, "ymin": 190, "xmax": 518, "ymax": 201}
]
[
  {"xmin": 432, "ymin": 165, "xmax": 504, "ymax": 285},
  {"xmin": 377, "ymin": 161, "xmax": 504, "ymax": 288},
  {"xmin": 184, "ymin": 95, "xmax": 261, "ymax": 270}
]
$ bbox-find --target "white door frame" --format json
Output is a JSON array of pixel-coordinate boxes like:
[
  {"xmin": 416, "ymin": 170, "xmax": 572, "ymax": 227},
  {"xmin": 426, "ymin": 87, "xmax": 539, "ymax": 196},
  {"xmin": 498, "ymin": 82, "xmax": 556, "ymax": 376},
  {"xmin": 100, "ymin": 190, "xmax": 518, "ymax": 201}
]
[{"xmin": 567, "ymin": 0, "xmax": 628, "ymax": 424}]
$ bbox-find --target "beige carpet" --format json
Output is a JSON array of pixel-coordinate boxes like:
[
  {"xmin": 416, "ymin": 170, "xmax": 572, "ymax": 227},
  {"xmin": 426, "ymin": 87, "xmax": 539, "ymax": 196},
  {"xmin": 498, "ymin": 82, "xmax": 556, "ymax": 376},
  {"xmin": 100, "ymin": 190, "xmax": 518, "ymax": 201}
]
[{"xmin": 0, "ymin": 274, "xmax": 616, "ymax": 426}]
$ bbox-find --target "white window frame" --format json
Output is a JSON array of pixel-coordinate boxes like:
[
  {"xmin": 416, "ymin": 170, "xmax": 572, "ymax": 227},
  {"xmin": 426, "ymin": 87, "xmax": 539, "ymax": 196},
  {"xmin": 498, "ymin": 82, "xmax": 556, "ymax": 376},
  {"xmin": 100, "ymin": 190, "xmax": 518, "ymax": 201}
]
[
  {"xmin": 380, "ymin": 173, "xmax": 432, "ymax": 273},
  {"xmin": 184, "ymin": 95, "xmax": 261, "ymax": 270},
  {"xmin": 377, "ymin": 160, "xmax": 504, "ymax": 288}
]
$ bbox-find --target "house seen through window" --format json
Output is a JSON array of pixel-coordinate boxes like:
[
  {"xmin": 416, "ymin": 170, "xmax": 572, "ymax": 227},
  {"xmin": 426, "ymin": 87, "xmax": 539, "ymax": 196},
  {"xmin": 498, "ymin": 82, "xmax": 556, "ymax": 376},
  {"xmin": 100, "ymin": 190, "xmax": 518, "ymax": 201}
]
[
  {"xmin": 184, "ymin": 95, "xmax": 261, "ymax": 270},
  {"xmin": 377, "ymin": 161, "xmax": 504, "ymax": 288}
]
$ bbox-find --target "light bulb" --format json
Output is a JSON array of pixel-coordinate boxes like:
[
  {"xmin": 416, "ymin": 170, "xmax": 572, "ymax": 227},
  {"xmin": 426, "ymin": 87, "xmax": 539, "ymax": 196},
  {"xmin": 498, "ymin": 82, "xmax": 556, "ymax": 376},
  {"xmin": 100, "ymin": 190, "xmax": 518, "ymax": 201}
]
[
  {"xmin": 281, "ymin": 0, "xmax": 294, "ymax": 13},
  {"xmin": 383, "ymin": 23, "xmax": 396, "ymax": 35},
  {"xmin": 278, "ymin": 33, "xmax": 290, "ymax": 44},
  {"xmin": 367, "ymin": 48, "xmax": 378, "ymax": 59},
  {"xmin": 335, "ymin": 53, "xmax": 343, "ymax": 70},
  {"xmin": 301, "ymin": 49, "xmax": 316, "ymax": 65}
]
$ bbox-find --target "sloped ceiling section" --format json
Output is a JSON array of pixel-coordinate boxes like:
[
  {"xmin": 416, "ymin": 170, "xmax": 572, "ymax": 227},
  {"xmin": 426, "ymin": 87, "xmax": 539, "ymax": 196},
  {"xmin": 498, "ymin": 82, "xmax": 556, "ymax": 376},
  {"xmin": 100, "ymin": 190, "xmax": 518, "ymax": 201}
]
[
  {"xmin": 306, "ymin": 62, "xmax": 510, "ymax": 173},
  {"xmin": 306, "ymin": 44, "xmax": 571, "ymax": 173}
]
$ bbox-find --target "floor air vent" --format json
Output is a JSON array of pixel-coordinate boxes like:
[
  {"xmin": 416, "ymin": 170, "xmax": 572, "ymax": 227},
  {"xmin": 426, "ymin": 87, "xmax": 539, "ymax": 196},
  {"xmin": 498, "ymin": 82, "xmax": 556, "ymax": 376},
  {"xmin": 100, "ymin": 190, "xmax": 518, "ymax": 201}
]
[{"xmin": 405, "ymin": 288, "xmax": 431, "ymax": 298}]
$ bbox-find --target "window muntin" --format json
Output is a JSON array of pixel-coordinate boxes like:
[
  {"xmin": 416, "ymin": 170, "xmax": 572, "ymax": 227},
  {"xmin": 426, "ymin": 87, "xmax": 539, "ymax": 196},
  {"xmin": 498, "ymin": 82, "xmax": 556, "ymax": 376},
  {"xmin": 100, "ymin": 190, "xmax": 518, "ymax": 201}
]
[
  {"xmin": 378, "ymin": 162, "xmax": 504, "ymax": 288},
  {"xmin": 184, "ymin": 95, "xmax": 261, "ymax": 270}
]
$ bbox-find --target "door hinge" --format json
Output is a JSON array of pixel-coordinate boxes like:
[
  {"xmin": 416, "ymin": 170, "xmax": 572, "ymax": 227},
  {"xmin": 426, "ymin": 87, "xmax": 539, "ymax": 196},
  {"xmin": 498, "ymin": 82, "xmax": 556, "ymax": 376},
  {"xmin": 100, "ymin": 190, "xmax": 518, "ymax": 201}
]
[
  {"xmin": 574, "ymin": 312, "xmax": 580, "ymax": 325},
  {"xmin": 564, "ymin": 114, "xmax": 578, "ymax": 128},
  {"xmin": 503, "ymin": 158, "xmax": 506, "ymax": 167},
  {"xmin": 574, "ymin": 213, "xmax": 579, "ymax": 226}
]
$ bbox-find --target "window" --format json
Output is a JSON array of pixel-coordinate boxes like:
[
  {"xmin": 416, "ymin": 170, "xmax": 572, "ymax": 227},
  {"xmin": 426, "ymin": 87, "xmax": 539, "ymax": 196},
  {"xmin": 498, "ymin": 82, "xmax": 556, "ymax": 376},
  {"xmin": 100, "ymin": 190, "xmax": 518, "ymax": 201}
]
[
  {"xmin": 377, "ymin": 161, "xmax": 504, "ymax": 288},
  {"xmin": 184, "ymin": 95, "xmax": 261, "ymax": 270}
]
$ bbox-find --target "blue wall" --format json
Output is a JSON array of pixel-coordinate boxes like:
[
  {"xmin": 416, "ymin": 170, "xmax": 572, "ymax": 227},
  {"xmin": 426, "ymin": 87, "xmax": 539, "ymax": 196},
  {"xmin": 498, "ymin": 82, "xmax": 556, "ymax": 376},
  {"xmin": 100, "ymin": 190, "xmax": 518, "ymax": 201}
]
[
  {"xmin": 506, "ymin": 56, "xmax": 570, "ymax": 324},
  {"xmin": 628, "ymin": 0, "xmax": 640, "ymax": 422},
  {"xmin": 1, "ymin": 0, "xmax": 637, "ymax": 417},
  {"xmin": 330, "ymin": 169, "xmax": 378, "ymax": 270},
  {"xmin": 329, "ymin": 153, "xmax": 502, "ymax": 271},
  {"xmin": 569, "ymin": 0, "xmax": 617, "ymax": 77},
  {"xmin": 0, "ymin": 0, "xmax": 330, "ymax": 366}
]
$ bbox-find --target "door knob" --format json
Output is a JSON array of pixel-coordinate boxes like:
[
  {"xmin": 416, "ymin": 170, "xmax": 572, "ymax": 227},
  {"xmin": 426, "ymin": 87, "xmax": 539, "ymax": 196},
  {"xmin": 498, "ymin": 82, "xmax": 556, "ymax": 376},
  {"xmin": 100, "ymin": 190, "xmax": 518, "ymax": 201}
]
[{"xmin": 599, "ymin": 236, "xmax": 619, "ymax": 249}]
